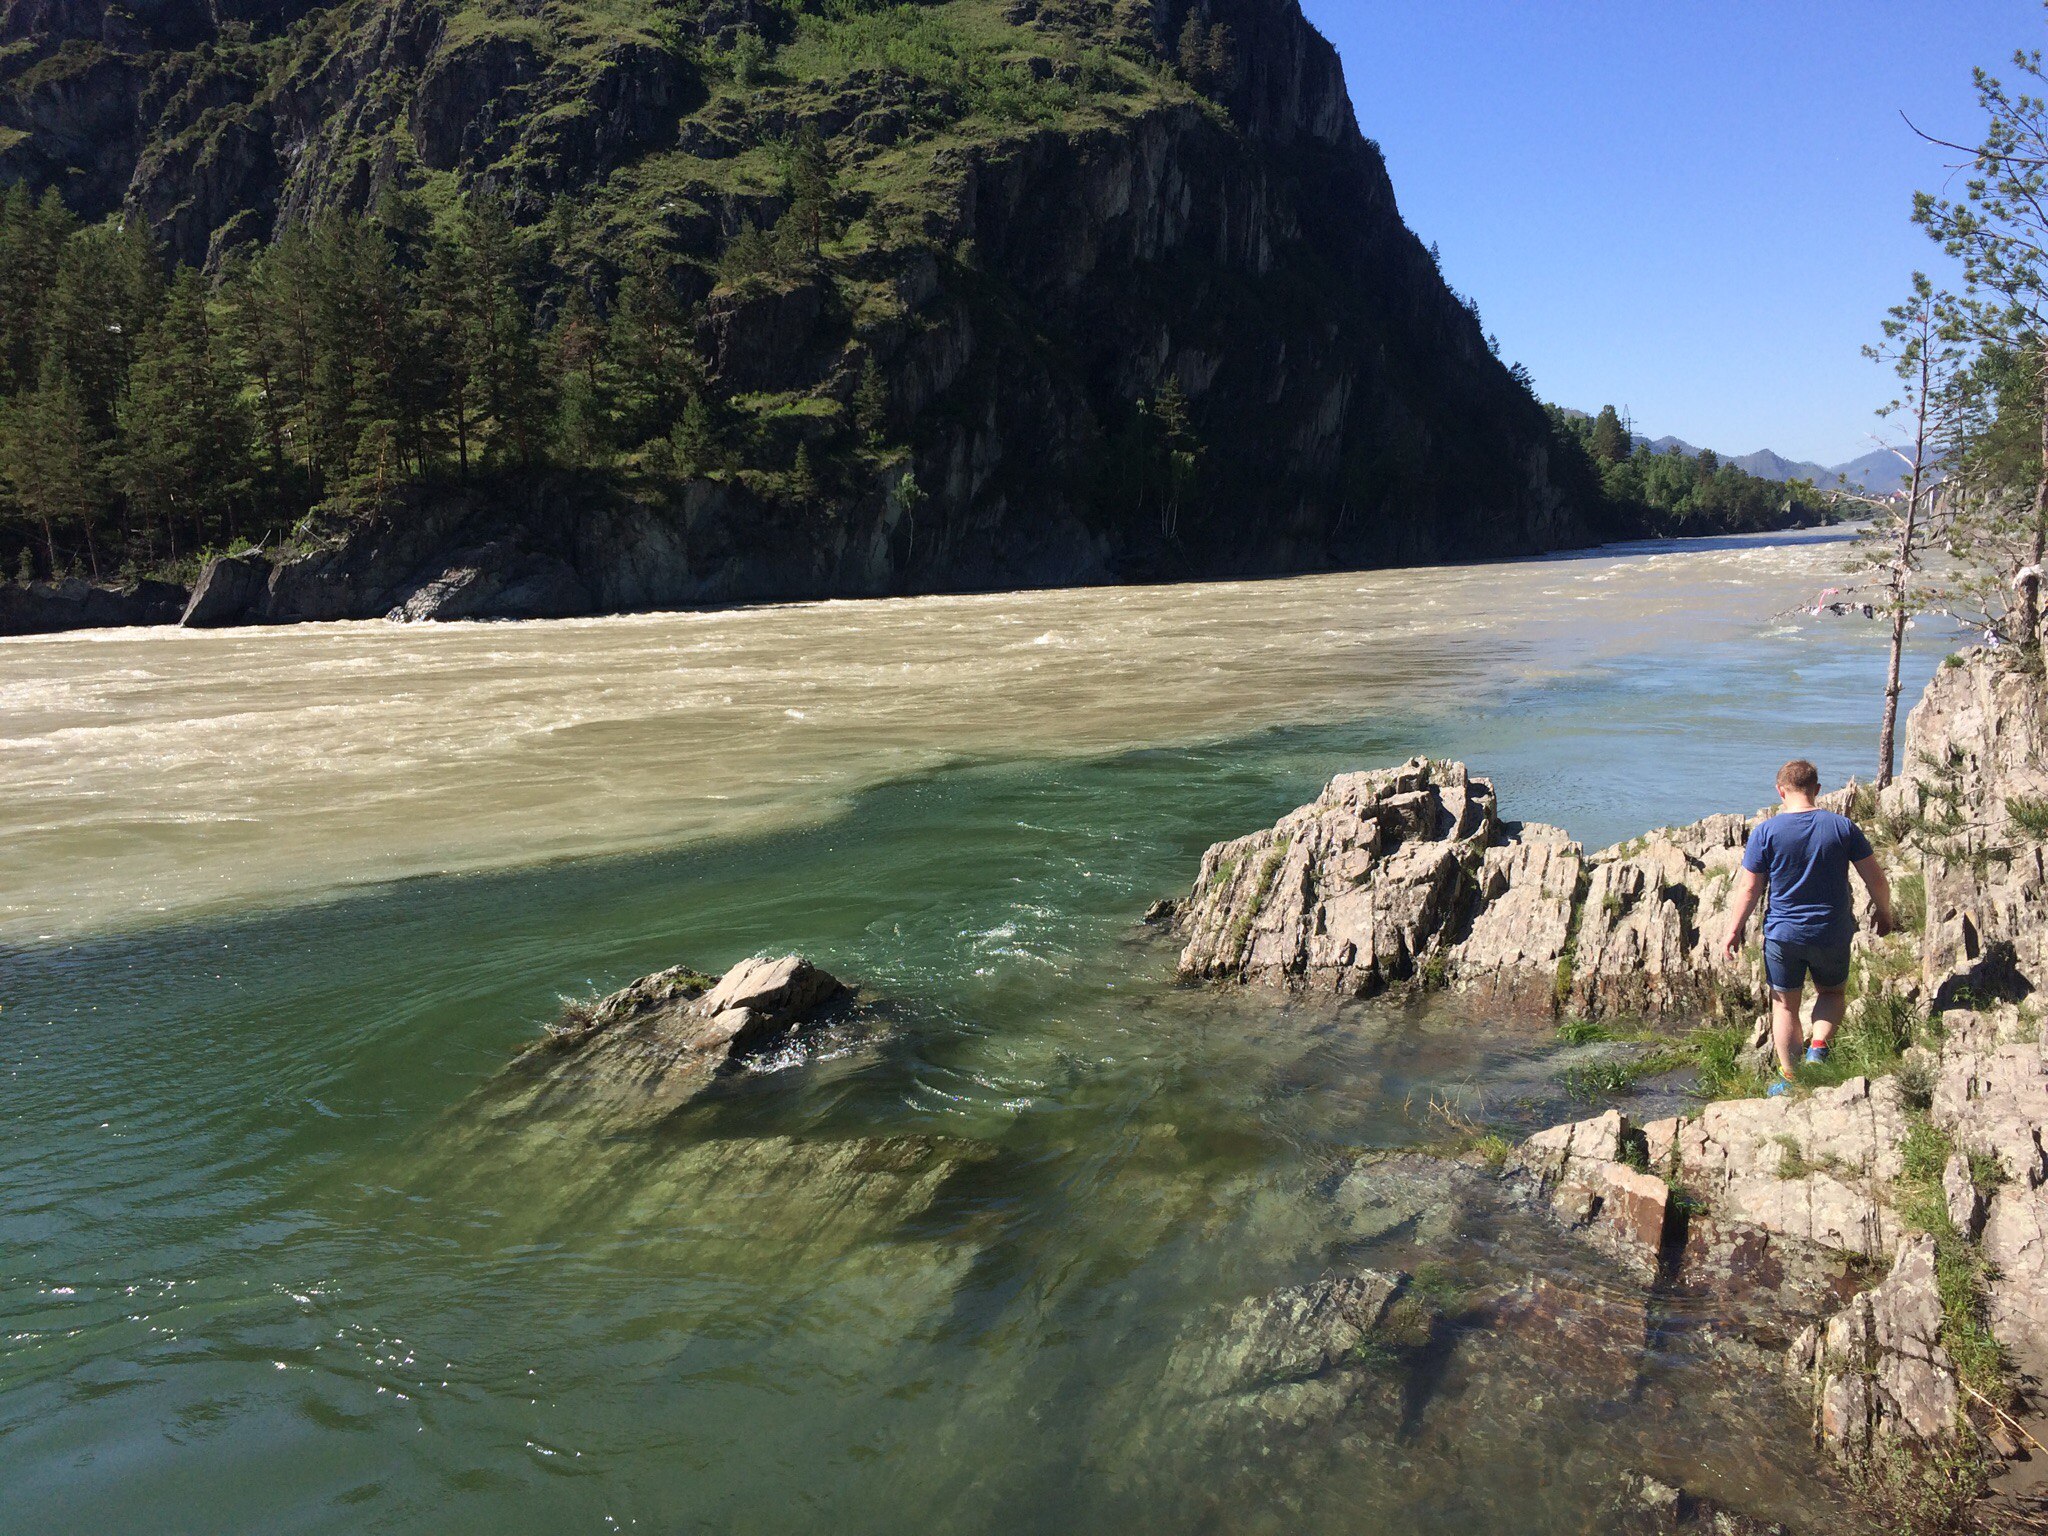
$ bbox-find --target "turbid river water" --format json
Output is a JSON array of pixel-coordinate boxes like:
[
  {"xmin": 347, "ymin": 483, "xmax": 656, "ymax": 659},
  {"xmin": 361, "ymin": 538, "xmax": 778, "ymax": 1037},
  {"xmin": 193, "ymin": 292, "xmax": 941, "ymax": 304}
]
[{"xmin": 2, "ymin": 529, "xmax": 1943, "ymax": 1533}]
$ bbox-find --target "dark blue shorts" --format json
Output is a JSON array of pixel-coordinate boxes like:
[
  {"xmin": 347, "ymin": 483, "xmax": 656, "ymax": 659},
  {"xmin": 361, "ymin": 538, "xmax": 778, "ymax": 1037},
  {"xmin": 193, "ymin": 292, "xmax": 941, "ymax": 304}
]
[{"xmin": 1764, "ymin": 936, "xmax": 1852, "ymax": 993}]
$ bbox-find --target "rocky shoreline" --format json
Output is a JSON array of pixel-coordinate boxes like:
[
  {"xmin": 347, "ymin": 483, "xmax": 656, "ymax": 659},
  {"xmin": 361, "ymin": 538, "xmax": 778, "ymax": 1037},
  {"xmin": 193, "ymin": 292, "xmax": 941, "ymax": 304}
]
[
  {"xmin": 0, "ymin": 517, "xmax": 1845, "ymax": 638},
  {"xmin": 487, "ymin": 646, "xmax": 2043, "ymax": 1530},
  {"xmin": 1151, "ymin": 645, "xmax": 2048, "ymax": 1526}
]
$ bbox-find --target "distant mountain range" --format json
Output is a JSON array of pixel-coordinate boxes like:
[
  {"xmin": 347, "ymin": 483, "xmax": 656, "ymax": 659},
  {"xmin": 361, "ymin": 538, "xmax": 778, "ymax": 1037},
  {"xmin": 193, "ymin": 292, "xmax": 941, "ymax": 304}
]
[{"xmin": 1634, "ymin": 434, "xmax": 1911, "ymax": 497}]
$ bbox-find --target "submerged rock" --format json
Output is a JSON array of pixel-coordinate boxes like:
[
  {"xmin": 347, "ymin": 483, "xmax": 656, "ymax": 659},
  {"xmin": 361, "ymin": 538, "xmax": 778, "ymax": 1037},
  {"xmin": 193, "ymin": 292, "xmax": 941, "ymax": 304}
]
[
  {"xmin": 497, "ymin": 953, "xmax": 851, "ymax": 1129},
  {"xmin": 1327, "ymin": 1150, "xmax": 1489, "ymax": 1250},
  {"xmin": 1161, "ymin": 1267, "xmax": 1425, "ymax": 1433},
  {"xmin": 1604, "ymin": 1472, "xmax": 1789, "ymax": 1535}
]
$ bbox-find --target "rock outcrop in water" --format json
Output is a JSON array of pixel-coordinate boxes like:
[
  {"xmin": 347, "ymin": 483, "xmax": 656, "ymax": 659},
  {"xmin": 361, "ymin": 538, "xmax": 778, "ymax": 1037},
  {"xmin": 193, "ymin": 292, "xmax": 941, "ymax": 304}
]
[
  {"xmin": 0, "ymin": 575, "xmax": 189, "ymax": 635},
  {"xmin": 1163, "ymin": 755, "xmax": 1792, "ymax": 1020},
  {"xmin": 494, "ymin": 953, "xmax": 851, "ymax": 1130}
]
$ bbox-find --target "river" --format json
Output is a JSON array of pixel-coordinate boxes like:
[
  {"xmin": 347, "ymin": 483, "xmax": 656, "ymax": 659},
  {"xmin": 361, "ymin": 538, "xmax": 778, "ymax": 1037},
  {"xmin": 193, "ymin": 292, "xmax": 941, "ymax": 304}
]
[{"xmin": 0, "ymin": 529, "xmax": 1942, "ymax": 1533}]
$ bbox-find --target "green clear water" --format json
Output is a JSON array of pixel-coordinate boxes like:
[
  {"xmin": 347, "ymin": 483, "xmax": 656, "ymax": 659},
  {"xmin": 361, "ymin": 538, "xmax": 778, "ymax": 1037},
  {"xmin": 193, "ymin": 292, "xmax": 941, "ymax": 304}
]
[{"xmin": 2, "ymin": 586, "xmax": 1939, "ymax": 1533}]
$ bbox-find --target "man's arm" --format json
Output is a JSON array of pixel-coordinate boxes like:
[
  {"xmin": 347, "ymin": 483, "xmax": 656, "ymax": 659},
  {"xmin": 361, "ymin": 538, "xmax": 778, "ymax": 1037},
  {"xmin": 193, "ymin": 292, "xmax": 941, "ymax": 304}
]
[
  {"xmin": 1722, "ymin": 866, "xmax": 1763, "ymax": 960},
  {"xmin": 1855, "ymin": 855, "xmax": 1895, "ymax": 937}
]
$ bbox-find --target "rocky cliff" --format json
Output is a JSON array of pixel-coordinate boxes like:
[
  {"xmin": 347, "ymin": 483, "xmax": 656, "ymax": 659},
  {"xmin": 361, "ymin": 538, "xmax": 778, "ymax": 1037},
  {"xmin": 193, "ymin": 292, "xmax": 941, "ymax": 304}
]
[{"xmin": 2, "ymin": 0, "xmax": 1620, "ymax": 626}]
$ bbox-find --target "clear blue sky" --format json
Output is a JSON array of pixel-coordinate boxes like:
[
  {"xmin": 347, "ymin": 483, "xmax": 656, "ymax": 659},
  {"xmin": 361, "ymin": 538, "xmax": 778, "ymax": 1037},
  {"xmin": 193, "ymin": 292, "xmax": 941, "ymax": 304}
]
[{"xmin": 1299, "ymin": 1, "xmax": 2043, "ymax": 468}]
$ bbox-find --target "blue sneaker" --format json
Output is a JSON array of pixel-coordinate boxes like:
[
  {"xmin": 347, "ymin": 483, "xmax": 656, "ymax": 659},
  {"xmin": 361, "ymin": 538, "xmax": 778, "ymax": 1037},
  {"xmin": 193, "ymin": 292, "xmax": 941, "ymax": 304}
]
[
  {"xmin": 1767, "ymin": 1078, "xmax": 1792, "ymax": 1098},
  {"xmin": 1804, "ymin": 1044, "xmax": 1830, "ymax": 1065}
]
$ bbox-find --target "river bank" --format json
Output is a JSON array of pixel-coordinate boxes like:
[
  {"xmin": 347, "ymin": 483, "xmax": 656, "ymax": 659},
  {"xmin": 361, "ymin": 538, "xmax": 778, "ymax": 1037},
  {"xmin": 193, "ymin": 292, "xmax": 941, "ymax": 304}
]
[
  {"xmin": 1150, "ymin": 642, "xmax": 2048, "ymax": 1528},
  {"xmin": 0, "ymin": 505, "xmax": 1846, "ymax": 638}
]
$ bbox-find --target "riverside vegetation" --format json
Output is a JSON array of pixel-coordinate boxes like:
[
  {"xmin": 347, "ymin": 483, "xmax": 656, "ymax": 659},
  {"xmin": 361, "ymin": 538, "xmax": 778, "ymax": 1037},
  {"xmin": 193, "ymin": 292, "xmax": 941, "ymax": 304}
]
[{"xmin": 1, "ymin": 0, "xmax": 1834, "ymax": 632}]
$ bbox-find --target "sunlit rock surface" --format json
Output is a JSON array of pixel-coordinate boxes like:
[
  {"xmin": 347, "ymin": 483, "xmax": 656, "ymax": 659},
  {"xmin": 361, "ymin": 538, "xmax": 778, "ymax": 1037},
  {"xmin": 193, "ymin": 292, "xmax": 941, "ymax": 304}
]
[{"xmin": 1167, "ymin": 756, "xmax": 1763, "ymax": 1019}]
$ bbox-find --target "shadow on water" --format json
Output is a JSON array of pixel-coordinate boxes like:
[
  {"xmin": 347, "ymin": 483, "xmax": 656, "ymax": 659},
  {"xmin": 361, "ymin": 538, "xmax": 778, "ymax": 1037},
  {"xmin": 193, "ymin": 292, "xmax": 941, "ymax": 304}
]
[{"xmin": 0, "ymin": 625, "xmax": 1941, "ymax": 1534}]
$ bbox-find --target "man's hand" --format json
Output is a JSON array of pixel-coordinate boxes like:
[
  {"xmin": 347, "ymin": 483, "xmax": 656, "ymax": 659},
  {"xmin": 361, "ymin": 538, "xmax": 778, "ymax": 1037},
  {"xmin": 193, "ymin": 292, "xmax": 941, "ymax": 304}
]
[
  {"xmin": 1873, "ymin": 907, "xmax": 1896, "ymax": 939},
  {"xmin": 1723, "ymin": 866, "xmax": 1762, "ymax": 965}
]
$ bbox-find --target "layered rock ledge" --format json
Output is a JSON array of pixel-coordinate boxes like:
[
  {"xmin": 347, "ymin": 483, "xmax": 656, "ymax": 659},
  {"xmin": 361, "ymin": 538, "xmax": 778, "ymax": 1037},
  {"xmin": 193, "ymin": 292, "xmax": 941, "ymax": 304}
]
[{"xmin": 1162, "ymin": 755, "xmax": 1790, "ymax": 1019}]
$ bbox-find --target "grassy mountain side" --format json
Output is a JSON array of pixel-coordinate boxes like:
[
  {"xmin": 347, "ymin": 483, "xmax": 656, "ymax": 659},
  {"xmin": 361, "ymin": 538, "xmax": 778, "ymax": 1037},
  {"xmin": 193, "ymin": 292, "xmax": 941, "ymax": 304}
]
[{"xmin": 5, "ymin": 0, "xmax": 1627, "ymax": 613}]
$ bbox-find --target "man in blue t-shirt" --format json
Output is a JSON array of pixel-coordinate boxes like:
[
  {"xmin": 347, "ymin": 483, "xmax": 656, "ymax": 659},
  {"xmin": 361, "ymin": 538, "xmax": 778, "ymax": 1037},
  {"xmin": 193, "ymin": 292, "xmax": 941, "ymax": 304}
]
[{"xmin": 1721, "ymin": 758, "xmax": 1895, "ymax": 1096}]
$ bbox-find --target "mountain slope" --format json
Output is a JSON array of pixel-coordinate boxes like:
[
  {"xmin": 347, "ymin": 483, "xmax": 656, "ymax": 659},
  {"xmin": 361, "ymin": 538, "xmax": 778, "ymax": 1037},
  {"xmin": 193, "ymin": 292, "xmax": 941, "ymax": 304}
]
[{"xmin": 5, "ymin": 0, "xmax": 1612, "ymax": 614}]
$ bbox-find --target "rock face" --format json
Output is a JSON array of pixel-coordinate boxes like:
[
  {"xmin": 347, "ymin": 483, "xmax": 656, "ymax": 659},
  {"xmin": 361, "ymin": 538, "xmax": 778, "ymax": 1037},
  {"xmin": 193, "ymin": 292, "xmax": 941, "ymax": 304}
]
[
  {"xmin": 495, "ymin": 954, "xmax": 850, "ymax": 1130},
  {"xmin": 0, "ymin": 575, "xmax": 187, "ymax": 634},
  {"xmin": 180, "ymin": 552, "xmax": 275, "ymax": 627},
  {"xmin": 1788, "ymin": 1235, "xmax": 1958, "ymax": 1459},
  {"xmin": 1887, "ymin": 650, "xmax": 2048, "ymax": 1002},
  {"xmin": 1653, "ymin": 1076, "xmax": 1911, "ymax": 1260},
  {"xmin": 1169, "ymin": 756, "xmax": 1764, "ymax": 1019},
  {"xmin": 1506, "ymin": 1108, "xmax": 1674, "ymax": 1281},
  {"xmin": 2, "ymin": 0, "xmax": 1633, "ymax": 633}
]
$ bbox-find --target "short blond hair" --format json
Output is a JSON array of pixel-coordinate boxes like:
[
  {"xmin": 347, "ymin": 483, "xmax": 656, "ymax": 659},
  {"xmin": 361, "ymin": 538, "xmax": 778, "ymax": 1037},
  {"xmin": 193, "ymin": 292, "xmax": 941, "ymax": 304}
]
[{"xmin": 1777, "ymin": 759, "xmax": 1821, "ymax": 795}]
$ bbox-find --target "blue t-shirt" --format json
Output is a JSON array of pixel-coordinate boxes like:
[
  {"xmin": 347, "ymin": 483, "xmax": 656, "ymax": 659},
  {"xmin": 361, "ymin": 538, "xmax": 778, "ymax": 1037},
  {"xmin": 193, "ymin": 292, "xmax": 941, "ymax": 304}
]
[{"xmin": 1741, "ymin": 808, "xmax": 1874, "ymax": 945}]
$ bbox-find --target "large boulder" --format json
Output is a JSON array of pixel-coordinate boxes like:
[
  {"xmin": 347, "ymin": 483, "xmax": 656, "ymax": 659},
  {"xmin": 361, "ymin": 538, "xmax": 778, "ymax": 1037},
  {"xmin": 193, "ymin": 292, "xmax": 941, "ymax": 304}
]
[
  {"xmin": 1175, "ymin": 758, "xmax": 1498, "ymax": 997},
  {"xmin": 179, "ymin": 552, "xmax": 274, "ymax": 626},
  {"xmin": 385, "ymin": 543, "xmax": 595, "ymax": 622}
]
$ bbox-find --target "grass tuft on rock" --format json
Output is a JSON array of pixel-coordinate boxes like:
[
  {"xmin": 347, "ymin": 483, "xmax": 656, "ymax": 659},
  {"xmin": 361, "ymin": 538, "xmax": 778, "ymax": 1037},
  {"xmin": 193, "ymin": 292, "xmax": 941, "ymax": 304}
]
[{"xmin": 1892, "ymin": 1118, "xmax": 2012, "ymax": 1407}]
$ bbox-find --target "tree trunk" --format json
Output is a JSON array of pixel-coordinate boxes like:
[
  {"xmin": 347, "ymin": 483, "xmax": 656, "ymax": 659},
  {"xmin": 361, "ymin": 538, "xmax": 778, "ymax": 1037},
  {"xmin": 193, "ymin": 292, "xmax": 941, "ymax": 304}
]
[
  {"xmin": 1879, "ymin": 338, "xmax": 1931, "ymax": 789},
  {"xmin": 2028, "ymin": 359, "xmax": 2048, "ymax": 648}
]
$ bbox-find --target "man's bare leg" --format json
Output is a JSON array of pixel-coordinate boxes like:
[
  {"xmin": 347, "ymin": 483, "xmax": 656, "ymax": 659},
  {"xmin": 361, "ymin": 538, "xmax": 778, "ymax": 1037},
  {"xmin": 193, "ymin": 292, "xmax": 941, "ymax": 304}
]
[
  {"xmin": 1771, "ymin": 987, "xmax": 1805, "ymax": 1080},
  {"xmin": 1809, "ymin": 986, "xmax": 1847, "ymax": 1051}
]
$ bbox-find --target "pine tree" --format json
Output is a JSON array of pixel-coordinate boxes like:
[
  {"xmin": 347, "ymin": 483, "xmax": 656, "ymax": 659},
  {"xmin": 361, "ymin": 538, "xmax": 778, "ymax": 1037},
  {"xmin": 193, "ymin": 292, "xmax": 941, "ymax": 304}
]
[
  {"xmin": 41, "ymin": 222, "xmax": 162, "ymax": 441},
  {"xmin": 672, "ymin": 390, "xmax": 721, "ymax": 477},
  {"xmin": 457, "ymin": 193, "xmax": 555, "ymax": 467},
  {"xmin": 1203, "ymin": 22, "xmax": 1237, "ymax": 93},
  {"xmin": 610, "ymin": 257, "xmax": 690, "ymax": 444},
  {"xmin": 417, "ymin": 234, "xmax": 479, "ymax": 475},
  {"xmin": 551, "ymin": 284, "xmax": 609, "ymax": 465},
  {"xmin": 0, "ymin": 187, "xmax": 75, "ymax": 399},
  {"xmin": 854, "ymin": 354, "xmax": 888, "ymax": 448},
  {"xmin": 1589, "ymin": 404, "xmax": 1630, "ymax": 466},
  {"xmin": 1177, "ymin": 12, "xmax": 1211, "ymax": 88},
  {"xmin": 119, "ymin": 268, "xmax": 254, "ymax": 553},
  {"xmin": 1, "ymin": 358, "xmax": 108, "ymax": 574},
  {"xmin": 785, "ymin": 128, "xmax": 837, "ymax": 258}
]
